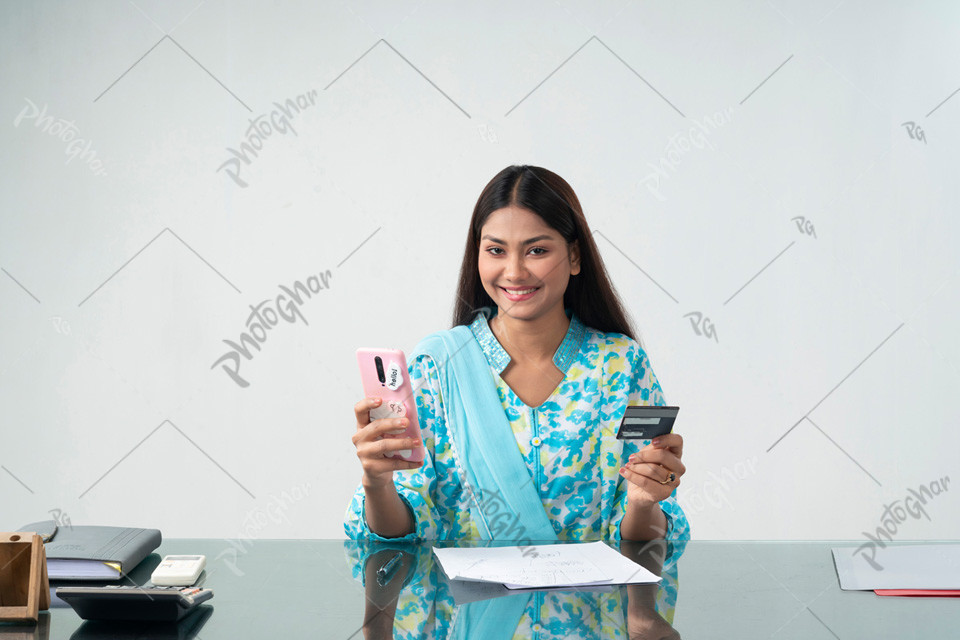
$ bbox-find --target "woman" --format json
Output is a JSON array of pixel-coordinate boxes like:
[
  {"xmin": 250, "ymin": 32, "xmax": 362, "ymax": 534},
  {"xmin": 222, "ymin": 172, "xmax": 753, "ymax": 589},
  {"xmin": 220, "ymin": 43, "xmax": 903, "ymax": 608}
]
[{"xmin": 345, "ymin": 165, "xmax": 689, "ymax": 543}]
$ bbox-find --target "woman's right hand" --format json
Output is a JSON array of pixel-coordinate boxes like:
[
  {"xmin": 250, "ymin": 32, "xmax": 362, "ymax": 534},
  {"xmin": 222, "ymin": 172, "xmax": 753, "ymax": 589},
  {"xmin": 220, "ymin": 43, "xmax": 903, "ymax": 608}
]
[{"xmin": 352, "ymin": 397, "xmax": 423, "ymax": 489}]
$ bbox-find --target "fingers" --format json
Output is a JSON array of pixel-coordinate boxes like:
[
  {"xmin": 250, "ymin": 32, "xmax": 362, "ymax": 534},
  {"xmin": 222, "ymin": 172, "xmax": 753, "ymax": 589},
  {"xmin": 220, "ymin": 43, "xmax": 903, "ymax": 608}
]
[
  {"xmin": 624, "ymin": 439, "xmax": 685, "ymax": 492},
  {"xmin": 354, "ymin": 396, "xmax": 381, "ymax": 429},
  {"xmin": 625, "ymin": 460, "xmax": 681, "ymax": 486},
  {"xmin": 352, "ymin": 396, "xmax": 424, "ymax": 489},
  {"xmin": 372, "ymin": 436, "xmax": 422, "ymax": 458},
  {"xmin": 352, "ymin": 417, "xmax": 415, "ymax": 447},
  {"xmin": 363, "ymin": 457, "xmax": 423, "ymax": 475},
  {"xmin": 355, "ymin": 449, "xmax": 423, "ymax": 488},
  {"xmin": 619, "ymin": 463, "xmax": 680, "ymax": 499},
  {"xmin": 371, "ymin": 417, "xmax": 410, "ymax": 437},
  {"xmin": 652, "ymin": 433, "xmax": 683, "ymax": 457},
  {"xmin": 629, "ymin": 447, "xmax": 686, "ymax": 478},
  {"xmin": 354, "ymin": 396, "xmax": 408, "ymax": 438},
  {"xmin": 355, "ymin": 435, "xmax": 424, "ymax": 468}
]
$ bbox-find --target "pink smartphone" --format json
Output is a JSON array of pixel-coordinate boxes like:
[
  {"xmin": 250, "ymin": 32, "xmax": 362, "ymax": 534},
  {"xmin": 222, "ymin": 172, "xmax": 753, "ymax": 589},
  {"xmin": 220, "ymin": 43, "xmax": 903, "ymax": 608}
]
[{"xmin": 356, "ymin": 348, "xmax": 425, "ymax": 462}]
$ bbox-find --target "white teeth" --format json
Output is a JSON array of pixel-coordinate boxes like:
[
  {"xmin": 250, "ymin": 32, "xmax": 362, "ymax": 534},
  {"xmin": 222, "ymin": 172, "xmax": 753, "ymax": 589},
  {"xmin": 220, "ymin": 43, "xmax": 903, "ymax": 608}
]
[{"xmin": 503, "ymin": 288, "xmax": 538, "ymax": 295}]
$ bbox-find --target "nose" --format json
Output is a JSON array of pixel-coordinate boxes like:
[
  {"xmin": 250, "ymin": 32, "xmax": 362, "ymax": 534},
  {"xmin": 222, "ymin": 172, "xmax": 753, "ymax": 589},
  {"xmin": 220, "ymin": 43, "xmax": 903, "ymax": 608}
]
[{"xmin": 504, "ymin": 252, "xmax": 528, "ymax": 280}]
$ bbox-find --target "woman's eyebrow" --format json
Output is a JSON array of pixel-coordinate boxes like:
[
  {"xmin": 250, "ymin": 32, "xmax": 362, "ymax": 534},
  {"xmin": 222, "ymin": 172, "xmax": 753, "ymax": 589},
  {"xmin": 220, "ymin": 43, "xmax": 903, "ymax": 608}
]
[{"xmin": 481, "ymin": 234, "xmax": 554, "ymax": 245}]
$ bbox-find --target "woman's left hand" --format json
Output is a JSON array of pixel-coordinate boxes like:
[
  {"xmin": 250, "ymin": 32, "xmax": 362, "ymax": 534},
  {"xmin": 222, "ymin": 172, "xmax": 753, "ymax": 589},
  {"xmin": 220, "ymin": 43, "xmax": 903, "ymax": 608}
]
[{"xmin": 620, "ymin": 433, "xmax": 685, "ymax": 506}]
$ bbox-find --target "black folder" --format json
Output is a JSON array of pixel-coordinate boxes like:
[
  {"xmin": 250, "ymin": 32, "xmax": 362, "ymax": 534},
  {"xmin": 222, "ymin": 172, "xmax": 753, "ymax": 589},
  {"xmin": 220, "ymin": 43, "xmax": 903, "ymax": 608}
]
[{"xmin": 19, "ymin": 520, "xmax": 161, "ymax": 580}]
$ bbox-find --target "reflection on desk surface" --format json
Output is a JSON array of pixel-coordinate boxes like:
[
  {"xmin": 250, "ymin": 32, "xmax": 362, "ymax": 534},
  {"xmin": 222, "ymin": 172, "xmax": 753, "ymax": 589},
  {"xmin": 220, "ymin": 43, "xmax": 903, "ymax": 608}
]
[
  {"xmin": 344, "ymin": 539, "xmax": 683, "ymax": 640},
  {"xmin": 0, "ymin": 606, "xmax": 211, "ymax": 640},
  {"xmin": 68, "ymin": 606, "xmax": 212, "ymax": 640}
]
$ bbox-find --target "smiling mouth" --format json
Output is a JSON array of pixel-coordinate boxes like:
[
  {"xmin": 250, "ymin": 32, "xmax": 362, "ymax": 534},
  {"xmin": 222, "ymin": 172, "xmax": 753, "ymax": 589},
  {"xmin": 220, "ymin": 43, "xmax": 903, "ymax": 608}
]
[{"xmin": 500, "ymin": 286, "xmax": 540, "ymax": 295}]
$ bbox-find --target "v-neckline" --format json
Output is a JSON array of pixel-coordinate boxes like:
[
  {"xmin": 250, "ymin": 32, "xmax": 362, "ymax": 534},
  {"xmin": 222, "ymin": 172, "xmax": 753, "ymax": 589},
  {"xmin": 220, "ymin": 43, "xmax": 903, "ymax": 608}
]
[
  {"xmin": 466, "ymin": 306, "xmax": 588, "ymax": 410},
  {"xmin": 499, "ymin": 360, "xmax": 569, "ymax": 411},
  {"xmin": 487, "ymin": 313, "xmax": 573, "ymax": 411}
]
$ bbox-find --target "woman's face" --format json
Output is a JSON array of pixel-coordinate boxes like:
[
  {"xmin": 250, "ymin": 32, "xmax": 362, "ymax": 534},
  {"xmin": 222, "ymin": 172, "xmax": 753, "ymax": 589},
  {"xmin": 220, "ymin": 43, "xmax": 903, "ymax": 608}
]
[{"xmin": 478, "ymin": 205, "xmax": 580, "ymax": 321}]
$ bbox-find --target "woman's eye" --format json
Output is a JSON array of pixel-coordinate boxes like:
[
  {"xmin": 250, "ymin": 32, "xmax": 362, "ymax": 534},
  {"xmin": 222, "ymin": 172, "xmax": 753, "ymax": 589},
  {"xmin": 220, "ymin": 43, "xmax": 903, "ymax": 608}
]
[{"xmin": 483, "ymin": 246, "xmax": 547, "ymax": 255}]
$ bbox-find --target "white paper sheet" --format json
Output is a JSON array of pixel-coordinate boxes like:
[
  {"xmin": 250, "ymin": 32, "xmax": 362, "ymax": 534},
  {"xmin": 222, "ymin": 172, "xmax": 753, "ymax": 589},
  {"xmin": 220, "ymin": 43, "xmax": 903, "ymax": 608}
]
[
  {"xmin": 446, "ymin": 577, "xmax": 616, "ymax": 606},
  {"xmin": 432, "ymin": 541, "xmax": 661, "ymax": 589},
  {"xmin": 832, "ymin": 544, "xmax": 960, "ymax": 590}
]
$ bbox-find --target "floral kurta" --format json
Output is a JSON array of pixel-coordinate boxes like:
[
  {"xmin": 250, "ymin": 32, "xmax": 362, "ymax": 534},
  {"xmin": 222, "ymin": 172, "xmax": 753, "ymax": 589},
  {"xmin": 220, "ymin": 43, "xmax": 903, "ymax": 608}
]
[{"xmin": 345, "ymin": 306, "xmax": 690, "ymax": 545}]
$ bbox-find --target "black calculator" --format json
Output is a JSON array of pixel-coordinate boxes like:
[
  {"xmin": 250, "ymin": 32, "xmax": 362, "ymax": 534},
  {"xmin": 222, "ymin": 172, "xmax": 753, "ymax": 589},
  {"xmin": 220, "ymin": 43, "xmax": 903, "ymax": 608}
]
[{"xmin": 56, "ymin": 585, "xmax": 214, "ymax": 622}]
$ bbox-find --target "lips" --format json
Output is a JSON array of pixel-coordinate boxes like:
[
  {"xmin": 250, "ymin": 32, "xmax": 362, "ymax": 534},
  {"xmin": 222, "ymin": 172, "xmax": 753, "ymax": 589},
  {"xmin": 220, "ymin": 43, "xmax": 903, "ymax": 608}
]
[{"xmin": 499, "ymin": 286, "xmax": 540, "ymax": 300}]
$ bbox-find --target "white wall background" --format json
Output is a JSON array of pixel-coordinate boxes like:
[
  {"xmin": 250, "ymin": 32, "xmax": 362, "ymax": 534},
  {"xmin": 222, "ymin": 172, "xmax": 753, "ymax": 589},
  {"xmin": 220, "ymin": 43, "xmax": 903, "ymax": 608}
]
[{"xmin": 1, "ymin": 1, "xmax": 958, "ymax": 544}]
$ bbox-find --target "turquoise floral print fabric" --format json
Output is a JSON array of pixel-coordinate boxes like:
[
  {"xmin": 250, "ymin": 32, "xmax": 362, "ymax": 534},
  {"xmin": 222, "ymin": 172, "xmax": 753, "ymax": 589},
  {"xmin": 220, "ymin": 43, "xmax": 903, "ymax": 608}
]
[{"xmin": 345, "ymin": 307, "xmax": 690, "ymax": 546}]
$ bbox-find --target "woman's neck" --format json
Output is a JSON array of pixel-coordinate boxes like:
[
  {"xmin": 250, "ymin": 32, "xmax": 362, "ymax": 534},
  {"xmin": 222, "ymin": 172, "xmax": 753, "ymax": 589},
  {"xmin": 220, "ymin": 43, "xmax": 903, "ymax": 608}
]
[{"xmin": 490, "ymin": 304, "xmax": 570, "ymax": 364}]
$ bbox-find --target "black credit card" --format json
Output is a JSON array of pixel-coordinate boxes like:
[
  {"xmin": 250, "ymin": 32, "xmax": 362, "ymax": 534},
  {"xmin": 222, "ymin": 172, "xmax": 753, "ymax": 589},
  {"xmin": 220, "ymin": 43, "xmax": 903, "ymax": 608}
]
[{"xmin": 615, "ymin": 405, "xmax": 679, "ymax": 440}]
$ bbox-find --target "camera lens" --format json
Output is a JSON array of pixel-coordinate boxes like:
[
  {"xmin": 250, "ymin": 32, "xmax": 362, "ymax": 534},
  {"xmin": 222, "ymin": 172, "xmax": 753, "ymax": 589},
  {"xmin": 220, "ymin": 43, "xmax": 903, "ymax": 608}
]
[{"xmin": 375, "ymin": 356, "xmax": 385, "ymax": 384}]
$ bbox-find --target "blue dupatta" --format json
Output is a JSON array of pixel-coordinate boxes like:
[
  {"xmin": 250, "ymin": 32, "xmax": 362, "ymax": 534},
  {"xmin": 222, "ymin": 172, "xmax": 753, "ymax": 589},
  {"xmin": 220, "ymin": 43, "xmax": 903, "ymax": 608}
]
[
  {"xmin": 410, "ymin": 324, "xmax": 558, "ymax": 543},
  {"xmin": 412, "ymin": 319, "xmax": 561, "ymax": 639}
]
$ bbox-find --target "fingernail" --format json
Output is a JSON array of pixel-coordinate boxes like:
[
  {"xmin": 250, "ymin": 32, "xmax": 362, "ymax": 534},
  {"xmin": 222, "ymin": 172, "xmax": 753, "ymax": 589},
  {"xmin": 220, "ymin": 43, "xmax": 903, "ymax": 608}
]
[{"xmin": 652, "ymin": 438, "xmax": 661, "ymax": 445}]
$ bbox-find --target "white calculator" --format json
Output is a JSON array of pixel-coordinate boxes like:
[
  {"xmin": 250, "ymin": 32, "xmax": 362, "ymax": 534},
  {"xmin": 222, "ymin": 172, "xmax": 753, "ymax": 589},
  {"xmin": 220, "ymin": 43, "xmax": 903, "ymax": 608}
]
[{"xmin": 150, "ymin": 554, "xmax": 206, "ymax": 586}]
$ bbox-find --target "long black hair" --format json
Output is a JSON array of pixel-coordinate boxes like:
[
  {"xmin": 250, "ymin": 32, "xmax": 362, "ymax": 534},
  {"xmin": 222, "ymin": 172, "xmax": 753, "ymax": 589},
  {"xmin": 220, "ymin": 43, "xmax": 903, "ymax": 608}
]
[{"xmin": 452, "ymin": 165, "xmax": 638, "ymax": 341}]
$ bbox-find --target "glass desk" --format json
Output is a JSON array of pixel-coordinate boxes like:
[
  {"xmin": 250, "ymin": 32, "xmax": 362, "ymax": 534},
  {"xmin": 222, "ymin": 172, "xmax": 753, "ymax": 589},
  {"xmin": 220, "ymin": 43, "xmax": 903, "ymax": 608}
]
[{"xmin": 2, "ymin": 539, "xmax": 956, "ymax": 639}]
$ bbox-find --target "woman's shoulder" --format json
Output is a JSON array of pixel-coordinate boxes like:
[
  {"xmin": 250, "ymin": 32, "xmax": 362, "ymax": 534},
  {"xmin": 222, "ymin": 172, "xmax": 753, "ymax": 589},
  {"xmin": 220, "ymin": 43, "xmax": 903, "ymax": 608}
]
[
  {"xmin": 407, "ymin": 322, "xmax": 476, "ymax": 378},
  {"xmin": 577, "ymin": 318, "xmax": 647, "ymax": 368},
  {"xmin": 576, "ymin": 320, "xmax": 661, "ymax": 396},
  {"xmin": 407, "ymin": 349, "xmax": 441, "ymax": 376}
]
